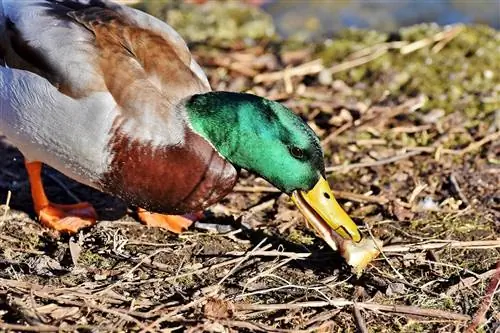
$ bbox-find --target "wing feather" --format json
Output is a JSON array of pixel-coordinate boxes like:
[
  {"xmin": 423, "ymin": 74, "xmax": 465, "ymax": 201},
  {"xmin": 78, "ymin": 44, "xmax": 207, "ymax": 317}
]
[{"xmin": 0, "ymin": 0, "xmax": 210, "ymax": 102}]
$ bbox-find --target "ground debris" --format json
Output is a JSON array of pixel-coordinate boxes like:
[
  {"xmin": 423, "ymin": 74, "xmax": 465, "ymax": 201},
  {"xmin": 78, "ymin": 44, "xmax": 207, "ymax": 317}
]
[{"xmin": 0, "ymin": 7, "xmax": 499, "ymax": 332}]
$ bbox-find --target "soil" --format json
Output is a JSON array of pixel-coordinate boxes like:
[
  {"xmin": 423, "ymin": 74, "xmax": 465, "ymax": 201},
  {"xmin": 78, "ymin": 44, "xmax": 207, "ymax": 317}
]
[{"xmin": 0, "ymin": 2, "xmax": 499, "ymax": 332}]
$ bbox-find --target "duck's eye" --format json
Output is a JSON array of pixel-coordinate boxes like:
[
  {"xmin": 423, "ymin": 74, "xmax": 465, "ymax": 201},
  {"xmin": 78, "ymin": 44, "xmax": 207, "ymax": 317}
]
[{"xmin": 290, "ymin": 146, "xmax": 304, "ymax": 159}]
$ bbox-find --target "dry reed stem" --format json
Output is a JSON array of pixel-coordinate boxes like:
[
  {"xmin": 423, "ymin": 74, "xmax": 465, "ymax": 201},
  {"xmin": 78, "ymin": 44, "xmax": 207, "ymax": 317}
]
[
  {"xmin": 235, "ymin": 300, "xmax": 471, "ymax": 321},
  {"xmin": 383, "ymin": 239, "xmax": 500, "ymax": 252},
  {"xmin": 465, "ymin": 260, "xmax": 500, "ymax": 332}
]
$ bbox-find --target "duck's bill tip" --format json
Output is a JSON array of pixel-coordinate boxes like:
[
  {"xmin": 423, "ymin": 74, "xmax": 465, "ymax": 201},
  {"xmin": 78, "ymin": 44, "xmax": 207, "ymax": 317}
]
[{"xmin": 291, "ymin": 176, "xmax": 362, "ymax": 248}]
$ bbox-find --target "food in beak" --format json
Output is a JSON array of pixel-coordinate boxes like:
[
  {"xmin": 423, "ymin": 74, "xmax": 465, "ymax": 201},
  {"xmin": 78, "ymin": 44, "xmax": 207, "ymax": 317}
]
[{"xmin": 292, "ymin": 176, "xmax": 381, "ymax": 273}]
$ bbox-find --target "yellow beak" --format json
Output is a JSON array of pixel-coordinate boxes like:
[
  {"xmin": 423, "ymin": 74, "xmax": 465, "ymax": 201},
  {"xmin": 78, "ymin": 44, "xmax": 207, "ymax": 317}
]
[{"xmin": 291, "ymin": 176, "xmax": 361, "ymax": 250}]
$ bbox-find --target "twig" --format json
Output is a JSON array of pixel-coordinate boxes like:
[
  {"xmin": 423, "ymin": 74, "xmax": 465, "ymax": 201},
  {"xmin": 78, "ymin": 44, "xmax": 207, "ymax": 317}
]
[
  {"xmin": 222, "ymin": 319, "xmax": 320, "ymax": 333},
  {"xmin": 235, "ymin": 299, "xmax": 352, "ymax": 311},
  {"xmin": 442, "ymin": 131, "xmax": 500, "ymax": 156},
  {"xmin": 358, "ymin": 302, "xmax": 470, "ymax": 321},
  {"xmin": 364, "ymin": 221, "xmax": 406, "ymax": 282},
  {"xmin": 300, "ymin": 309, "xmax": 341, "ymax": 328},
  {"xmin": 400, "ymin": 25, "xmax": 463, "ymax": 55},
  {"xmin": 235, "ymin": 300, "xmax": 471, "ymax": 321},
  {"xmin": 446, "ymin": 268, "xmax": 498, "ymax": 296},
  {"xmin": 0, "ymin": 190, "xmax": 11, "ymax": 227},
  {"xmin": 321, "ymin": 122, "xmax": 353, "ymax": 148},
  {"xmin": 0, "ymin": 323, "xmax": 97, "ymax": 332},
  {"xmin": 329, "ymin": 47, "xmax": 388, "ymax": 74},
  {"xmin": 449, "ymin": 173, "xmax": 469, "ymax": 206},
  {"xmin": 218, "ymin": 238, "xmax": 269, "ymax": 285},
  {"xmin": 233, "ymin": 185, "xmax": 388, "ymax": 204},
  {"xmin": 353, "ymin": 304, "xmax": 368, "ymax": 333},
  {"xmin": 123, "ymin": 249, "xmax": 172, "ymax": 278},
  {"xmin": 382, "ymin": 239, "xmax": 500, "ymax": 253},
  {"xmin": 332, "ymin": 190, "xmax": 388, "ymax": 204},
  {"xmin": 243, "ymin": 258, "xmax": 296, "ymax": 287},
  {"xmin": 465, "ymin": 260, "xmax": 500, "ymax": 332},
  {"xmin": 233, "ymin": 185, "xmax": 280, "ymax": 193},
  {"xmin": 431, "ymin": 25, "xmax": 465, "ymax": 53},
  {"xmin": 254, "ymin": 59, "xmax": 323, "ymax": 84},
  {"xmin": 224, "ymin": 250, "xmax": 310, "ymax": 259},
  {"xmin": 326, "ymin": 150, "xmax": 423, "ymax": 173},
  {"xmin": 326, "ymin": 128, "xmax": 497, "ymax": 175}
]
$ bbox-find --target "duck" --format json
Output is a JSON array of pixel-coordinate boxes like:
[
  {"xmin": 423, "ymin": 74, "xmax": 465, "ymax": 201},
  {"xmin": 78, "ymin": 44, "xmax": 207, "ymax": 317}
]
[{"xmin": 0, "ymin": 0, "xmax": 361, "ymax": 251}]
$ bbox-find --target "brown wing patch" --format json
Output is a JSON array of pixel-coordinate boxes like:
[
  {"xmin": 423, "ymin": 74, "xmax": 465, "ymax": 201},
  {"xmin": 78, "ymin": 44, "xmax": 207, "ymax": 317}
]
[{"xmin": 69, "ymin": 8, "xmax": 206, "ymax": 108}]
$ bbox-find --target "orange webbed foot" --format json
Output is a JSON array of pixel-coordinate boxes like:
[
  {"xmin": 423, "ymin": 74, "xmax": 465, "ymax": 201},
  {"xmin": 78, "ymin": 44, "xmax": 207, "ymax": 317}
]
[
  {"xmin": 25, "ymin": 161, "xmax": 98, "ymax": 234},
  {"xmin": 39, "ymin": 202, "xmax": 97, "ymax": 234},
  {"xmin": 137, "ymin": 209, "xmax": 204, "ymax": 234}
]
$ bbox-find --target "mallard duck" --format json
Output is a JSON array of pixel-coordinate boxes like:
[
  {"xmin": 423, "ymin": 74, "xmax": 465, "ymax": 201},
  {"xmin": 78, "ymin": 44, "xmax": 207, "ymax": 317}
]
[{"xmin": 0, "ymin": 0, "xmax": 361, "ymax": 251}]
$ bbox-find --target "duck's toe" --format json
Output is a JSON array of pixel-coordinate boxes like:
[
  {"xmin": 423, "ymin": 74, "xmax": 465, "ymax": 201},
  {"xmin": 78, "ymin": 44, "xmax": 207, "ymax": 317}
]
[
  {"xmin": 38, "ymin": 202, "xmax": 97, "ymax": 234},
  {"xmin": 137, "ymin": 208, "xmax": 203, "ymax": 234}
]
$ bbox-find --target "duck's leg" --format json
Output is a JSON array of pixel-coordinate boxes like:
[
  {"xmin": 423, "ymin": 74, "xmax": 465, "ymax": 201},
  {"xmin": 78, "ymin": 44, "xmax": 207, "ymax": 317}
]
[
  {"xmin": 25, "ymin": 161, "xmax": 97, "ymax": 233},
  {"xmin": 137, "ymin": 208, "xmax": 203, "ymax": 234}
]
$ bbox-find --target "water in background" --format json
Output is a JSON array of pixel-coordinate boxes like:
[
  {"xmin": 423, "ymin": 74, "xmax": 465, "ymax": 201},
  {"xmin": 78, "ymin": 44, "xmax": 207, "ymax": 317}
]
[{"xmin": 261, "ymin": 0, "xmax": 500, "ymax": 39}]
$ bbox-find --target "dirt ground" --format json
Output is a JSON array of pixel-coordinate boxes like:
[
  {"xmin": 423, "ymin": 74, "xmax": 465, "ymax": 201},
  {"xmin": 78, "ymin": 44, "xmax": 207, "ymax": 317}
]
[{"xmin": 0, "ymin": 4, "xmax": 499, "ymax": 332}]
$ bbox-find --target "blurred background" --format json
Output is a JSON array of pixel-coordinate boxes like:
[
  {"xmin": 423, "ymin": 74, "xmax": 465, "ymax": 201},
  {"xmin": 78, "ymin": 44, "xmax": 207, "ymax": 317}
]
[
  {"xmin": 263, "ymin": 0, "xmax": 500, "ymax": 39},
  {"xmin": 128, "ymin": 0, "xmax": 500, "ymax": 41}
]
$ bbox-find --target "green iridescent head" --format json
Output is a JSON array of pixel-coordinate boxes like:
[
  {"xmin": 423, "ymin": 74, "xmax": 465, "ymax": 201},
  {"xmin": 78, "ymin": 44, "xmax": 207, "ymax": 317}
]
[
  {"xmin": 186, "ymin": 91, "xmax": 324, "ymax": 194},
  {"xmin": 186, "ymin": 91, "xmax": 362, "ymax": 245}
]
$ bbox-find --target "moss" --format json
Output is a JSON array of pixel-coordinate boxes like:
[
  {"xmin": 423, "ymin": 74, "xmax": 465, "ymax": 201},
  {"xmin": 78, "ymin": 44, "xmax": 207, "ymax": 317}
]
[
  {"xmin": 78, "ymin": 250, "xmax": 115, "ymax": 269},
  {"xmin": 137, "ymin": 0, "xmax": 275, "ymax": 44},
  {"xmin": 315, "ymin": 25, "xmax": 499, "ymax": 122},
  {"xmin": 287, "ymin": 229, "xmax": 315, "ymax": 245}
]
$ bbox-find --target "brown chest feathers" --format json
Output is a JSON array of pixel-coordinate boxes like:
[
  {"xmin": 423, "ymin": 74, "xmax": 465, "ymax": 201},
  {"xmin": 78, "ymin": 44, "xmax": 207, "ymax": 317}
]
[{"xmin": 101, "ymin": 130, "xmax": 238, "ymax": 214}]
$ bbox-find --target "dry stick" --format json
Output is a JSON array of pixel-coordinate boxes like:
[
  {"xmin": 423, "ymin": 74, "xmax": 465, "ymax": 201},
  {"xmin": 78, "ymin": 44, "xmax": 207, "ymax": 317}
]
[
  {"xmin": 382, "ymin": 239, "xmax": 500, "ymax": 253},
  {"xmin": 400, "ymin": 25, "xmax": 463, "ymax": 55},
  {"xmin": 300, "ymin": 309, "xmax": 341, "ymax": 329},
  {"xmin": 123, "ymin": 248, "xmax": 173, "ymax": 278},
  {"xmin": 326, "ymin": 130, "xmax": 498, "ymax": 175},
  {"xmin": 124, "ymin": 254, "xmax": 256, "ymax": 287},
  {"xmin": 465, "ymin": 260, "xmax": 500, "ymax": 333},
  {"xmin": 254, "ymin": 26, "xmax": 460, "ymax": 85},
  {"xmin": 223, "ymin": 250, "xmax": 304, "ymax": 259},
  {"xmin": 223, "ymin": 239, "xmax": 500, "ymax": 259},
  {"xmin": 449, "ymin": 173, "xmax": 470, "ymax": 206},
  {"xmin": 334, "ymin": 190, "xmax": 388, "ymax": 204},
  {"xmin": 223, "ymin": 319, "xmax": 322, "ymax": 333},
  {"xmin": 30, "ymin": 291, "xmax": 154, "ymax": 332},
  {"xmin": 443, "ymin": 131, "xmax": 500, "ymax": 156},
  {"xmin": 2, "ymin": 287, "xmax": 152, "ymax": 332},
  {"xmin": 326, "ymin": 150, "xmax": 423, "ymax": 173},
  {"xmin": 218, "ymin": 238, "xmax": 269, "ymax": 285},
  {"xmin": 233, "ymin": 185, "xmax": 280, "ymax": 193},
  {"xmin": 233, "ymin": 185, "xmax": 387, "ymax": 204},
  {"xmin": 254, "ymin": 59, "xmax": 323, "ymax": 83},
  {"xmin": 329, "ymin": 47, "xmax": 388, "ymax": 74},
  {"xmin": 321, "ymin": 122, "xmax": 353, "ymax": 148},
  {"xmin": 353, "ymin": 304, "xmax": 368, "ymax": 333},
  {"xmin": 364, "ymin": 220, "xmax": 406, "ymax": 282},
  {"xmin": 235, "ymin": 300, "xmax": 470, "ymax": 321},
  {"xmin": 138, "ymin": 296, "xmax": 210, "ymax": 333},
  {"xmin": 241, "ymin": 258, "xmax": 299, "ymax": 296},
  {"xmin": 0, "ymin": 323, "xmax": 89, "ymax": 332},
  {"xmin": 431, "ymin": 25, "xmax": 465, "ymax": 53},
  {"xmin": 0, "ymin": 190, "xmax": 11, "ymax": 227},
  {"xmin": 446, "ymin": 268, "xmax": 498, "ymax": 296}
]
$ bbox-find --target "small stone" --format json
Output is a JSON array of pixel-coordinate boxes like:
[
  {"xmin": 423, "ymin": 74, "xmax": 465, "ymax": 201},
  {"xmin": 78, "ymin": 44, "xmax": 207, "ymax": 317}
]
[
  {"xmin": 421, "ymin": 108, "xmax": 445, "ymax": 124},
  {"xmin": 318, "ymin": 69, "xmax": 332, "ymax": 86},
  {"xmin": 386, "ymin": 283, "xmax": 407, "ymax": 296},
  {"xmin": 483, "ymin": 70, "xmax": 494, "ymax": 80}
]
